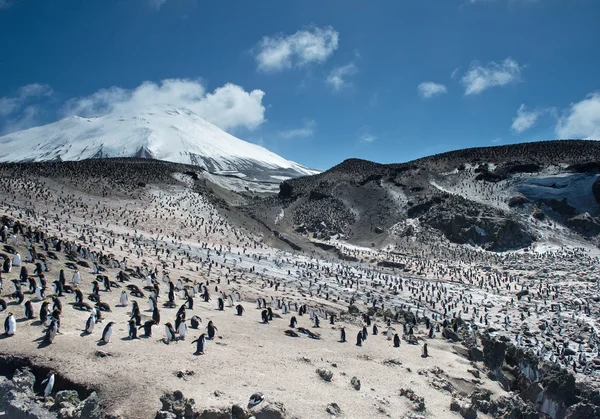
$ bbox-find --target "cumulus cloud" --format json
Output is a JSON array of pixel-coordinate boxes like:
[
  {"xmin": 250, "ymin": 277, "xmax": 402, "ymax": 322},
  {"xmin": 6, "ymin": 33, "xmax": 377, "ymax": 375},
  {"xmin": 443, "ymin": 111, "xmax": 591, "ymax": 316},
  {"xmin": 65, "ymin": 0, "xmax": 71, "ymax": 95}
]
[
  {"xmin": 255, "ymin": 26, "xmax": 339, "ymax": 72},
  {"xmin": 62, "ymin": 79, "xmax": 266, "ymax": 131},
  {"xmin": 556, "ymin": 93, "xmax": 600, "ymax": 140},
  {"xmin": 326, "ymin": 63, "xmax": 358, "ymax": 91},
  {"xmin": 511, "ymin": 104, "xmax": 544, "ymax": 133},
  {"xmin": 278, "ymin": 120, "xmax": 315, "ymax": 139},
  {"xmin": 461, "ymin": 57, "xmax": 523, "ymax": 95},
  {"xmin": 417, "ymin": 82, "xmax": 448, "ymax": 99}
]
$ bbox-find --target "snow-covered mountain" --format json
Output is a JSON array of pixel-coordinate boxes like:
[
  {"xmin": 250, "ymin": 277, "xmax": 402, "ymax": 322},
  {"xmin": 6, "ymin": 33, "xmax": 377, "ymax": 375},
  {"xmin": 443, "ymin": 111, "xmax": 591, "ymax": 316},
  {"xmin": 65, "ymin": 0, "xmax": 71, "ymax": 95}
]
[{"xmin": 0, "ymin": 105, "xmax": 319, "ymax": 182}]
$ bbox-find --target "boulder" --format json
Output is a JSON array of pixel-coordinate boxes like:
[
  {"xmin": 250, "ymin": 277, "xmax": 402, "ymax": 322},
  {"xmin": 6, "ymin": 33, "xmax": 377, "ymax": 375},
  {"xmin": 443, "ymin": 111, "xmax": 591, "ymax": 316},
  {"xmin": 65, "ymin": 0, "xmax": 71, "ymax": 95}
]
[
  {"xmin": 325, "ymin": 403, "xmax": 342, "ymax": 416},
  {"xmin": 250, "ymin": 401, "xmax": 286, "ymax": 419},
  {"xmin": 55, "ymin": 391, "xmax": 80, "ymax": 407},
  {"xmin": 350, "ymin": 376, "xmax": 361, "ymax": 391},
  {"xmin": 316, "ymin": 368, "xmax": 333, "ymax": 382},
  {"xmin": 75, "ymin": 392, "xmax": 100, "ymax": 419}
]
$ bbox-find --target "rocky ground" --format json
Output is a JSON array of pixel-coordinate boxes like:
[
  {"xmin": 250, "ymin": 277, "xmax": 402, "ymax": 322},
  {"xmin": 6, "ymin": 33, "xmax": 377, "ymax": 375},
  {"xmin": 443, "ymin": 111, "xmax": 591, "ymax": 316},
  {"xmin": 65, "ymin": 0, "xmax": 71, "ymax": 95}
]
[{"xmin": 0, "ymin": 157, "xmax": 599, "ymax": 418}]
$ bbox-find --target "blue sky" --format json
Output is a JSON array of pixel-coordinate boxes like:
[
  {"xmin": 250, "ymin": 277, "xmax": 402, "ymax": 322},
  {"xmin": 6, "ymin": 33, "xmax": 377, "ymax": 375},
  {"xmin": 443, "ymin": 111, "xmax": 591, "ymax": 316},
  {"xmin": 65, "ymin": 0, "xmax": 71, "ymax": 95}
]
[{"xmin": 1, "ymin": 0, "xmax": 599, "ymax": 170}]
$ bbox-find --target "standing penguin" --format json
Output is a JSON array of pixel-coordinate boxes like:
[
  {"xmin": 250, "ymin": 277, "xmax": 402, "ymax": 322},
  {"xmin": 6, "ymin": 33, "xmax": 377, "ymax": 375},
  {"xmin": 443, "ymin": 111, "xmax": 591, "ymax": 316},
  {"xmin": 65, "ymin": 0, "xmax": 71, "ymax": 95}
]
[
  {"xmin": 393, "ymin": 333, "xmax": 400, "ymax": 348},
  {"xmin": 356, "ymin": 331, "xmax": 363, "ymax": 346},
  {"xmin": 289, "ymin": 316, "xmax": 297, "ymax": 328},
  {"xmin": 177, "ymin": 319, "xmax": 187, "ymax": 340},
  {"xmin": 192, "ymin": 334, "xmax": 206, "ymax": 355},
  {"xmin": 39, "ymin": 301, "xmax": 50, "ymax": 324},
  {"xmin": 372, "ymin": 324, "xmax": 379, "ymax": 335},
  {"xmin": 4, "ymin": 312, "xmax": 16, "ymax": 336},
  {"xmin": 217, "ymin": 298, "xmax": 224, "ymax": 311},
  {"xmin": 313, "ymin": 316, "xmax": 320, "ymax": 328},
  {"xmin": 128, "ymin": 319, "xmax": 138, "ymax": 339},
  {"xmin": 422, "ymin": 343, "xmax": 428, "ymax": 358},
  {"xmin": 120, "ymin": 291, "xmax": 128, "ymax": 307},
  {"xmin": 261, "ymin": 309, "xmax": 269, "ymax": 324},
  {"xmin": 84, "ymin": 313, "xmax": 95, "ymax": 334},
  {"xmin": 41, "ymin": 372, "xmax": 55, "ymax": 397},
  {"xmin": 139, "ymin": 320, "xmax": 156, "ymax": 337},
  {"xmin": 101, "ymin": 322, "xmax": 115, "ymax": 343},
  {"xmin": 235, "ymin": 304, "xmax": 244, "ymax": 316},
  {"xmin": 24, "ymin": 300, "xmax": 34, "ymax": 319},
  {"xmin": 206, "ymin": 320, "xmax": 217, "ymax": 340},
  {"xmin": 340, "ymin": 327, "xmax": 346, "ymax": 343},
  {"xmin": 387, "ymin": 326, "xmax": 394, "ymax": 341},
  {"xmin": 152, "ymin": 306, "xmax": 160, "ymax": 324},
  {"xmin": 164, "ymin": 322, "xmax": 176, "ymax": 343},
  {"xmin": 44, "ymin": 319, "xmax": 58, "ymax": 344}
]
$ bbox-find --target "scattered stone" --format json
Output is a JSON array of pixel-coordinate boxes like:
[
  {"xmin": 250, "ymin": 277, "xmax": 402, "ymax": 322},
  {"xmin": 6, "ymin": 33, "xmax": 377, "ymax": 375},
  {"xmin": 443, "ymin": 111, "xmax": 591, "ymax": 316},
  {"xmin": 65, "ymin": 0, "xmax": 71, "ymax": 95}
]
[
  {"xmin": 175, "ymin": 370, "xmax": 195, "ymax": 380},
  {"xmin": 316, "ymin": 368, "xmax": 333, "ymax": 382},
  {"xmin": 350, "ymin": 376, "xmax": 361, "ymax": 391},
  {"xmin": 325, "ymin": 403, "xmax": 342, "ymax": 416},
  {"xmin": 399, "ymin": 388, "xmax": 425, "ymax": 412}
]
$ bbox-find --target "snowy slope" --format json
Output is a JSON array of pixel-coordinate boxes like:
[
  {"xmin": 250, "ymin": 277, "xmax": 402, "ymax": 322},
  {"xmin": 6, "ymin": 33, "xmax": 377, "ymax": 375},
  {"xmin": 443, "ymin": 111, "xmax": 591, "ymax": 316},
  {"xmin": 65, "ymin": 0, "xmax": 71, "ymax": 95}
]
[{"xmin": 0, "ymin": 105, "xmax": 319, "ymax": 181}]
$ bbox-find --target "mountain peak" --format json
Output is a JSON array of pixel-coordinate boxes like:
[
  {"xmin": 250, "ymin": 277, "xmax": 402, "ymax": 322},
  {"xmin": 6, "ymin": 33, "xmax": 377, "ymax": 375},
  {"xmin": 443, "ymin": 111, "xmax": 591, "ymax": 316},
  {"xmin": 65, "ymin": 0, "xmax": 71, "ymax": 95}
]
[{"xmin": 0, "ymin": 107, "xmax": 318, "ymax": 182}]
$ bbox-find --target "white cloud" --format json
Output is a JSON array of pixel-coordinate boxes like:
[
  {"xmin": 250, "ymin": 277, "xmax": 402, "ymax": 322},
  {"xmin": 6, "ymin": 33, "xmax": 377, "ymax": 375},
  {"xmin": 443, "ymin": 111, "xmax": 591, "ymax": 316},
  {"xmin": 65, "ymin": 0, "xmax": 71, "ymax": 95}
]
[
  {"xmin": 0, "ymin": 84, "xmax": 53, "ymax": 134},
  {"xmin": 417, "ymin": 82, "xmax": 448, "ymax": 99},
  {"xmin": 359, "ymin": 132, "xmax": 376, "ymax": 143},
  {"xmin": 62, "ymin": 79, "xmax": 266, "ymax": 131},
  {"xmin": 511, "ymin": 104, "xmax": 543, "ymax": 133},
  {"xmin": 556, "ymin": 93, "xmax": 600, "ymax": 140},
  {"xmin": 326, "ymin": 63, "xmax": 358, "ymax": 91},
  {"xmin": 278, "ymin": 120, "xmax": 315, "ymax": 139},
  {"xmin": 255, "ymin": 26, "xmax": 339, "ymax": 72},
  {"xmin": 461, "ymin": 57, "xmax": 523, "ymax": 95}
]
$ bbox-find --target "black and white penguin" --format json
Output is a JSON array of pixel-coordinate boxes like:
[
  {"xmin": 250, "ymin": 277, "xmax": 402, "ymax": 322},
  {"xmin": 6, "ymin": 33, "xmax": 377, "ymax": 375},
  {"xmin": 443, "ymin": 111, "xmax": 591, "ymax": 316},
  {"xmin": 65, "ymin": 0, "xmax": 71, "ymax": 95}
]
[
  {"xmin": 190, "ymin": 315, "xmax": 202, "ymax": 329},
  {"xmin": 51, "ymin": 296, "xmax": 62, "ymax": 312},
  {"xmin": 261, "ymin": 309, "xmax": 269, "ymax": 324},
  {"xmin": 44, "ymin": 319, "xmax": 58, "ymax": 344},
  {"xmin": 192, "ymin": 333, "xmax": 206, "ymax": 355},
  {"xmin": 206, "ymin": 320, "xmax": 217, "ymax": 340},
  {"xmin": 41, "ymin": 372, "xmax": 55, "ymax": 397},
  {"xmin": 217, "ymin": 298, "xmax": 224, "ymax": 311},
  {"xmin": 120, "ymin": 291, "xmax": 128, "ymax": 307},
  {"xmin": 39, "ymin": 301, "xmax": 50, "ymax": 324},
  {"xmin": 24, "ymin": 300, "xmax": 34, "ymax": 319},
  {"xmin": 393, "ymin": 333, "xmax": 400, "ymax": 348},
  {"xmin": 101, "ymin": 322, "xmax": 115, "ymax": 343},
  {"xmin": 52, "ymin": 281, "xmax": 63, "ymax": 297},
  {"xmin": 139, "ymin": 320, "xmax": 156, "ymax": 337},
  {"xmin": 177, "ymin": 320, "xmax": 187, "ymax": 340},
  {"xmin": 164, "ymin": 322, "xmax": 176, "ymax": 343},
  {"xmin": 372, "ymin": 324, "xmax": 378, "ymax": 335},
  {"xmin": 152, "ymin": 306, "xmax": 160, "ymax": 324},
  {"xmin": 131, "ymin": 300, "xmax": 140, "ymax": 317},
  {"xmin": 0, "ymin": 298, "xmax": 6, "ymax": 312},
  {"xmin": 4, "ymin": 312, "xmax": 16, "ymax": 336},
  {"xmin": 267, "ymin": 307, "xmax": 273, "ymax": 321},
  {"xmin": 340, "ymin": 327, "xmax": 346, "ymax": 343},
  {"xmin": 313, "ymin": 316, "xmax": 320, "ymax": 328},
  {"xmin": 289, "ymin": 316, "xmax": 297, "ymax": 328},
  {"xmin": 330, "ymin": 314, "xmax": 335, "ymax": 325},
  {"xmin": 128, "ymin": 319, "xmax": 138, "ymax": 339},
  {"xmin": 84, "ymin": 313, "xmax": 95, "ymax": 334},
  {"xmin": 74, "ymin": 287, "xmax": 83, "ymax": 304},
  {"xmin": 356, "ymin": 331, "xmax": 363, "ymax": 346},
  {"xmin": 362, "ymin": 326, "xmax": 368, "ymax": 341},
  {"xmin": 422, "ymin": 343, "xmax": 428, "ymax": 358},
  {"xmin": 235, "ymin": 304, "xmax": 244, "ymax": 316}
]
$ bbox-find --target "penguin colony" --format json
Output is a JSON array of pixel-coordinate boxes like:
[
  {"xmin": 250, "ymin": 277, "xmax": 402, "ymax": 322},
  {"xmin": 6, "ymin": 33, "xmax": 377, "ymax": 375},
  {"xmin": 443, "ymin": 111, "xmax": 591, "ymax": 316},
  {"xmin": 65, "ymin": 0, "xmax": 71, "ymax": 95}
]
[{"xmin": 0, "ymin": 159, "xmax": 600, "ymax": 414}]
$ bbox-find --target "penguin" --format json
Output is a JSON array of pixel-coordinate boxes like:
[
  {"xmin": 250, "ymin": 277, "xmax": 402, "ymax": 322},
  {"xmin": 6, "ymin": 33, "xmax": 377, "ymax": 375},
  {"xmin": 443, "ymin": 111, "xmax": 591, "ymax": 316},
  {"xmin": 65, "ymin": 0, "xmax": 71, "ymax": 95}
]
[
  {"xmin": 0, "ymin": 298, "xmax": 7, "ymax": 312},
  {"xmin": 131, "ymin": 300, "xmax": 140, "ymax": 317},
  {"xmin": 235, "ymin": 304, "xmax": 244, "ymax": 316},
  {"xmin": 164, "ymin": 322, "xmax": 176, "ymax": 343},
  {"xmin": 330, "ymin": 314, "xmax": 335, "ymax": 325},
  {"xmin": 148, "ymin": 296, "xmax": 156, "ymax": 312},
  {"xmin": 422, "ymin": 343, "xmax": 429, "ymax": 358},
  {"xmin": 44, "ymin": 319, "xmax": 58, "ymax": 344},
  {"xmin": 372, "ymin": 324, "xmax": 378, "ymax": 335},
  {"xmin": 356, "ymin": 331, "xmax": 363, "ymax": 346},
  {"xmin": 362, "ymin": 326, "xmax": 368, "ymax": 341},
  {"xmin": 289, "ymin": 316, "xmax": 297, "ymax": 328},
  {"xmin": 387, "ymin": 327, "xmax": 394, "ymax": 341},
  {"xmin": 4, "ymin": 312, "xmax": 16, "ymax": 336},
  {"xmin": 152, "ymin": 306, "xmax": 160, "ymax": 324},
  {"xmin": 74, "ymin": 287, "xmax": 83, "ymax": 304},
  {"xmin": 120, "ymin": 291, "xmax": 128, "ymax": 307},
  {"xmin": 248, "ymin": 392, "xmax": 265, "ymax": 409},
  {"xmin": 128, "ymin": 319, "xmax": 138, "ymax": 339},
  {"xmin": 101, "ymin": 322, "xmax": 115, "ymax": 343},
  {"xmin": 261, "ymin": 309, "xmax": 269, "ymax": 324},
  {"xmin": 39, "ymin": 301, "xmax": 50, "ymax": 324},
  {"xmin": 313, "ymin": 316, "xmax": 320, "ymax": 328},
  {"xmin": 84, "ymin": 313, "xmax": 95, "ymax": 334},
  {"xmin": 393, "ymin": 333, "xmax": 400, "ymax": 348},
  {"xmin": 206, "ymin": 320, "xmax": 217, "ymax": 340},
  {"xmin": 189, "ymin": 315, "xmax": 201, "ymax": 330},
  {"xmin": 267, "ymin": 307, "xmax": 273, "ymax": 321},
  {"xmin": 217, "ymin": 298, "xmax": 224, "ymax": 311},
  {"xmin": 41, "ymin": 372, "xmax": 55, "ymax": 397},
  {"xmin": 139, "ymin": 320, "xmax": 156, "ymax": 337},
  {"xmin": 51, "ymin": 295, "xmax": 62, "ymax": 312},
  {"xmin": 178, "ymin": 319, "xmax": 187, "ymax": 340},
  {"xmin": 340, "ymin": 327, "xmax": 346, "ymax": 343},
  {"xmin": 91, "ymin": 281, "xmax": 99, "ymax": 295},
  {"xmin": 52, "ymin": 281, "xmax": 63, "ymax": 297},
  {"xmin": 35, "ymin": 286, "xmax": 45, "ymax": 301},
  {"xmin": 192, "ymin": 333, "xmax": 206, "ymax": 355},
  {"xmin": 24, "ymin": 300, "xmax": 34, "ymax": 319}
]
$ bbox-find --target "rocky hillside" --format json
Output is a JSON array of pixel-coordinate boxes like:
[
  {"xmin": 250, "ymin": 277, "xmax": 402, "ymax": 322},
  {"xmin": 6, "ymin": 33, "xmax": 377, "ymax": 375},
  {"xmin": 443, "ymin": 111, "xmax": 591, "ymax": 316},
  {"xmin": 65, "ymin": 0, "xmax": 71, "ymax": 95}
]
[{"xmin": 250, "ymin": 140, "xmax": 600, "ymax": 251}]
